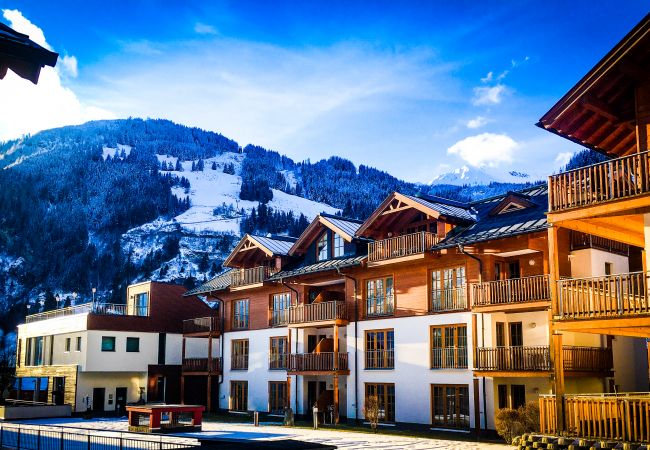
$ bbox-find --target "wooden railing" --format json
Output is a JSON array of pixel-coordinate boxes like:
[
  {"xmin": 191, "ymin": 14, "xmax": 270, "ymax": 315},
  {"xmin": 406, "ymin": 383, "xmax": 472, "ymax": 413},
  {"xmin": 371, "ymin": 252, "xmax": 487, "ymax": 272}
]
[
  {"xmin": 287, "ymin": 352, "xmax": 348, "ymax": 372},
  {"xmin": 231, "ymin": 354, "xmax": 249, "ymax": 370},
  {"xmin": 365, "ymin": 349, "xmax": 394, "ymax": 369},
  {"xmin": 270, "ymin": 309, "xmax": 288, "ymax": 327},
  {"xmin": 472, "ymin": 275, "xmax": 550, "ymax": 307},
  {"xmin": 431, "ymin": 347, "xmax": 468, "ymax": 369},
  {"xmin": 476, "ymin": 346, "xmax": 612, "ymax": 372},
  {"xmin": 557, "ymin": 271, "xmax": 650, "ymax": 319},
  {"xmin": 570, "ymin": 231, "xmax": 629, "ymax": 256},
  {"xmin": 182, "ymin": 357, "xmax": 222, "ymax": 373},
  {"xmin": 540, "ymin": 393, "xmax": 650, "ymax": 442},
  {"xmin": 269, "ymin": 353, "xmax": 288, "ymax": 370},
  {"xmin": 230, "ymin": 266, "xmax": 278, "ymax": 288},
  {"xmin": 288, "ymin": 301, "xmax": 347, "ymax": 324},
  {"xmin": 182, "ymin": 316, "xmax": 220, "ymax": 335},
  {"xmin": 368, "ymin": 231, "xmax": 439, "ymax": 263},
  {"xmin": 25, "ymin": 302, "xmax": 147, "ymax": 323},
  {"xmin": 563, "ymin": 346, "xmax": 613, "ymax": 372},
  {"xmin": 548, "ymin": 150, "xmax": 650, "ymax": 213},
  {"xmin": 431, "ymin": 286, "xmax": 468, "ymax": 312}
]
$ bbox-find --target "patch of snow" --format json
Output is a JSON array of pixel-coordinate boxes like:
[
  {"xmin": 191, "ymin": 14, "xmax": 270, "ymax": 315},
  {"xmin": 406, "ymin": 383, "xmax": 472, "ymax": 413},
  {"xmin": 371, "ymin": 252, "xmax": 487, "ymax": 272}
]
[{"xmin": 102, "ymin": 144, "xmax": 132, "ymax": 161}]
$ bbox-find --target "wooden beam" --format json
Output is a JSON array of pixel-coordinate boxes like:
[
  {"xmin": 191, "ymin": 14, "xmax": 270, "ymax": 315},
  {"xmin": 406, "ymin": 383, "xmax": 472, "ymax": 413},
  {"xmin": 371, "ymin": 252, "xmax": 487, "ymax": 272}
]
[
  {"xmin": 548, "ymin": 226, "xmax": 561, "ymax": 315},
  {"xmin": 551, "ymin": 333, "xmax": 565, "ymax": 433},
  {"xmin": 554, "ymin": 219, "xmax": 644, "ymax": 248}
]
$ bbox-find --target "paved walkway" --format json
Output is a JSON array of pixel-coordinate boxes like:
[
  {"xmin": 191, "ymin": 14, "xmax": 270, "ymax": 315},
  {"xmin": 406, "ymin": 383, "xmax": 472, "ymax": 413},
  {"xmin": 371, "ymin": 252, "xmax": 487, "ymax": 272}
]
[{"xmin": 19, "ymin": 417, "xmax": 510, "ymax": 450}]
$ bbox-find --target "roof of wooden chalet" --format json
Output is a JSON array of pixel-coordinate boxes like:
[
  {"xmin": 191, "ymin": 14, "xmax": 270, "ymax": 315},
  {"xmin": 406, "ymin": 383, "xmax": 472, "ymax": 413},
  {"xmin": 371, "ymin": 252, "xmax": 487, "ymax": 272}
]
[
  {"xmin": 356, "ymin": 192, "xmax": 475, "ymax": 238},
  {"xmin": 223, "ymin": 233, "xmax": 297, "ymax": 268},
  {"xmin": 433, "ymin": 184, "xmax": 548, "ymax": 249},
  {"xmin": 267, "ymin": 255, "xmax": 366, "ymax": 281},
  {"xmin": 183, "ymin": 269, "xmax": 233, "ymax": 296},
  {"xmin": 0, "ymin": 22, "xmax": 58, "ymax": 84},
  {"xmin": 537, "ymin": 13, "xmax": 650, "ymax": 157},
  {"xmin": 289, "ymin": 213, "xmax": 364, "ymax": 255}
]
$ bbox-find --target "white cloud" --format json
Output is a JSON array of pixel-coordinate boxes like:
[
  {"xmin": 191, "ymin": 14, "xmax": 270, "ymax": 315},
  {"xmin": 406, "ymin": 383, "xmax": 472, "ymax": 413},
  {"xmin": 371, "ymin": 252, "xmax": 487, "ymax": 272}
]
[
  {"xmin": 59, "ymin": 55, "xmax": 78, "ymax": 78},
  {"xmin": 466, "ymin": 116, "xmax": 488, "ymax": 129},
  {"xmin": 0, "ymin": 10, "xmax": 113, "ymax": 142},
  {"xmin": 194, "ymin": 22, "xmax": 218, "ymax": 35},
  {"xmin": 480, "ymin": 71, "xmax": 493, "ymax": 83},
  {"xmin": 447, "ymin": 132, "xmax": 518, "ymax": 168},
  {"xmin": 555, "ymin": 151, "xmax": 574, "ymax": 167},
  {"xmin": 472, "ymin": 84, "xmax": 506, "ymax": 106}
]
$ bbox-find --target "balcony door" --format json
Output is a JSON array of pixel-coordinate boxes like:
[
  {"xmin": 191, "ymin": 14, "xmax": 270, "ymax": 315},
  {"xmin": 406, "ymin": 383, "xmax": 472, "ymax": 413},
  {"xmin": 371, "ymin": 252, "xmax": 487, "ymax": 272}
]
[{"xmin": 509, "ymin": 322, "xmax": 523, "ymax": 370}]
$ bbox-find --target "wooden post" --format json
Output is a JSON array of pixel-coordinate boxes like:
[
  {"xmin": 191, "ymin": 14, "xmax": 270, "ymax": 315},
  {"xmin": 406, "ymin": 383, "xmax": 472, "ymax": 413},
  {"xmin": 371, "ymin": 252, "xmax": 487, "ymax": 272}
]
[
  {"xmin": 333, "ymin": 375, "xmax": 339, "ymax": 424},
  {"xmin": 551, "ymin": 333, "xmax": 565, "ymax": 433},
  {"xmin": 548, "ymin": 226, "xmax": 561, "ymax": 317},
  {"xmin": 473, "ymin": 378, "xmax": 481, "ymax": 436}
]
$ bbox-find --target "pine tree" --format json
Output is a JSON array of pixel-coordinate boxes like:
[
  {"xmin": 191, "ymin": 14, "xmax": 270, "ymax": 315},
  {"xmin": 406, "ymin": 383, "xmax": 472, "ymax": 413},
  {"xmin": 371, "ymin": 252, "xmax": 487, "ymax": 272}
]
[
  {"xmin": 197, "ymin": 159, "xmax": 205, "ymax": 171},
  {"xmin": 211, "ymin": 161, "xmax": 217, "ymax": 170},
  {"xmin": 191, "ymin": 161, "xmax": 196, "ymax": 171},
  {"xmin": 175, "ymin": 159, "xmax": 183, "ymax": 171}
]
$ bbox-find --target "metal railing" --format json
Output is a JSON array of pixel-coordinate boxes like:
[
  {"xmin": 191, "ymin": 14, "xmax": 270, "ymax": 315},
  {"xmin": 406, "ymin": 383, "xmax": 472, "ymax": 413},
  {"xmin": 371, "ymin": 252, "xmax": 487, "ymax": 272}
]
[
  {"xmin": 231, "ymin": 266, "xmax": 278, "ymax": 288},
  {"xmin": 368, "ymin": 231, "xmax": 439, "ymax": 263},
  {"xmin": 287, "ymin": 352, "xmax": 348, "ymax": 372},
  {"xmin": 365, "ymin": 349, "xmax": 394, "ymax": 369},
  {"xmin": 181, "ymin": 357, "xmax": 221, "ymax": 373},
  {"xmin": 182, "ymin": 316, "xmax": 220, "ymax": 335},
  {"xmin": 431, "ymin": 347, "xmax": 468, "ymax": 369},
  {"xmin": 570, "ymin": 231, "xmax": 629, "ymax": 256},
  {"xmin": 232, "ymin": 314, "xmax": 249, "ymax": 330},
  {"xmin": 25, "ymin": 303, "xmax": 148, "ymax": 323},
  {"xmin": 548, "ymin": 150, "xmax": 650, "ymax": 212},
  {"xmin": 365, "ymin": 296, "xmax": 395, "ymax": 317},
  {"xmin": 269, "ymin": 353, "xmax": 288, "ymax": 370},
  {"xmin": 288, "ymin": 301, "xmax": 347, "ymax": 324},
  {"xmin": 270, "ymin": 309, "xmax": 288, "ymax": 327},
  {"xmin": 231, "ymin": 354, "xmax": 249, "ymax": 370},
  {"xmin": 430, "ymin": 286, "xmax": 468, "ymax": 312},
  {"xmin": 472, "ymin": 275, "xmax": 550, "ymax": 307}
]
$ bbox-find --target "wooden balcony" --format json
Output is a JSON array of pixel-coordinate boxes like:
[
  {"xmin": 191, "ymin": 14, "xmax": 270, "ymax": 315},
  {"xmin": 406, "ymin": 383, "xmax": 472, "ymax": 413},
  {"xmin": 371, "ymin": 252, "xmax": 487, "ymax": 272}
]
[
  {"xmin": 365, "ymin": 349, "xmax": 394, "ymax": 370},
  {"xmin": 430, "ymin": 286, "xmax": 468, "ymax": 312},
  {"xmin": 471, "ymin": 275, "xmax": 550, "ymax": 312},
  {"xmin": 288, "ymin": 301, "xmax": 348, "ymax": 327},
  {"xmin": 182, "ymin": 316, "xmax": 221, "ymax": 336},
  {"xmin": 540, "ymin": 393, "xmax": 650, "ymax": 443},
  {"xmin": 548, "ymin": 150, "xmax": 650, "ymax": 214},
  {"xmin": 557, "ymin": 271, "xmax": 650, "ymax": 320},
  {"xmin": 181, "ymin": 357, "xmax": 222, "ymax": 374},
  {"xmin": 368, "ymin": 231, "xmax": 439, "ymax": 265},
  {"xmin": 475, "ymin": 346, "xmax": 612, "ymax": 376},
  {"xmin": 230, "ymin": 266, "xmax": 278, "ymax": 290},
  {"xmin": 287, "ymin": 352, "xmax": 349, "ymax": 375}
]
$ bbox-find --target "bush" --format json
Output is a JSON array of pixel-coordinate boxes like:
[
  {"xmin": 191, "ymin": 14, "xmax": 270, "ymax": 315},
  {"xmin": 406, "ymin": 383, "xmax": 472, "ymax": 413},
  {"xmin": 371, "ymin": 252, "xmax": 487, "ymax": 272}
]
[{"xmin": 495, "ymin": 401, "xmax": 539, "ymax": 444}]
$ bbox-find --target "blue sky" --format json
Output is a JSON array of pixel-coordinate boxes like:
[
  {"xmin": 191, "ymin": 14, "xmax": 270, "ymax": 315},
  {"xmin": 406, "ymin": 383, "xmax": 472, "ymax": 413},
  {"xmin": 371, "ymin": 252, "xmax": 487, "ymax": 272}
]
[{"xmin": 1, "ymin": 1, "xmax": 648, "ymax": 182}]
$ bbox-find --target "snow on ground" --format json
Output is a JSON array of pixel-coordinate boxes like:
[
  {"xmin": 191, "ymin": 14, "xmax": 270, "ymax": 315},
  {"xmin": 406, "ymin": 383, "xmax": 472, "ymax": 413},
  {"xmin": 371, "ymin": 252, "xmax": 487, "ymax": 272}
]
[
  {"xmin": 18, "ymin": 417, "xmax": 510, "ymax": 450},
  {"xmin": 102, "ymin": 144, "xmax": 132, "ymax": 160}
]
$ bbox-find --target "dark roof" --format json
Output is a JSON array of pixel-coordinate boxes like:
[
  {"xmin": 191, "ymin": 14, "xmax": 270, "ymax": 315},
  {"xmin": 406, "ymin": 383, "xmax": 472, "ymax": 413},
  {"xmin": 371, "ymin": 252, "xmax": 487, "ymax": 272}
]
[
  {"xmin": 252, "ymin": 234, "xmax": 296, "ymax": 256},
  {"xmin": 183, "ymin": 270, "xmax": 232, "ymax": 296},
  {"xmin": 404, "ymin": 193, "xmax": 476, "ymax": 222},
  {"xmin": 320, "ymin": 213, "xmax": 364, "ymax": 238},
  {"xmin": 268, "ymin": 255, "xmax": 366, "ymax": 281},
  {"xmin": 0, "ymin": 22, "xmax": 58, "ymax": 84},
  {"xmin": 433, "ymin": 184, "xmax": 548, "ymax": 249}
]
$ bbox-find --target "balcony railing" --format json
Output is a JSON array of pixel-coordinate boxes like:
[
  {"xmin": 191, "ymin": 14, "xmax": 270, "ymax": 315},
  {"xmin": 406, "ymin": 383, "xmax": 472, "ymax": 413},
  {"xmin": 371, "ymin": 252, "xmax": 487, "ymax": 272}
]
[
  {"xmin": 472, "ymin": 275, "xmax": 550, "ymax": 307},
  {"xmin": 231, "ymin": 354, "xmax": 249, "ymax": 370},
  {"xmin": 230, "ymin": 266, "xmax": 278, "ymax": 288},
  {"xmin": 287, "ymin": 352, "xmax": 348, "ymax": 373},
  {"xmin": 182, "ymin": 316, "xmax": 220, "ymax": 335},
  {"xmin": 25, "ymin": 302, "xmax": 147, "ymax": 323},
  {"xmin": 269, "ymin": 353, "xmax": 288, "ymax": 370},
  {"xmin": 368, "ymin": 231, "xmax": 439, "ymax": 264},
  {"xmin": 540, "ymin": 393, "xmax": 650, "ymax": 442},
  {"xmin": 475, "ymin": 346, "xmax": 612, "ymax": 372},
  {"xmin": 365, "ymin": 349, "xmax": 394, "ymax": 369},
  {"xmin": 288, "ymin": 301, "xmax": 347, "ymax": 325},
  {"xmin": 431, "ymin": 286, "xmax": 468, "ymax": 312},
  {"xmin": 431, "ymin": 347, "xmax": 468, "ymax": 369},
  {"xmin": 270, "ymin": 309, "xmax": 288, "ymax": 327},
  {"xmin": 548, "ymin": 150, "xmax": 650, "ymax": 213},
  {"xmin": 182, "ymin": 357, "xmax": 222, "ymax": 373},
  {"xmin": 366, "ymin": 297, "xmax": 395, "ymax": 318},
  {"xmin": 557, "ymin": 271, "xmax": 650, "ymax": 319},
  {"xmin": 570, "ymin": 231, "xmax": 629, "ymax": 256}
]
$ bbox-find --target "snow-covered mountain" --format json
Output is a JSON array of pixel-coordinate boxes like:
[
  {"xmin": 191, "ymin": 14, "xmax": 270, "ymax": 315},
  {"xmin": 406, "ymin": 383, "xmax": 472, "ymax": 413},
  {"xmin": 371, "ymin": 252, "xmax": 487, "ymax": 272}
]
[{"xmin": 429, "ymin": 165, "xmax": 531, "ymax": 186}]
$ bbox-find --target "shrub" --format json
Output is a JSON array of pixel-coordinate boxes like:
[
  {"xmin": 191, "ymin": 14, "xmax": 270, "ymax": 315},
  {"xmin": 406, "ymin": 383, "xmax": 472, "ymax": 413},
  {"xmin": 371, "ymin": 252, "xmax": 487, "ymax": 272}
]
[
  {"xmin": 363, "ymin": 395, "xmax": 380, "ymax": 433},
  {"xmin": 495, "ymin": 401, "xmax": 539, "ymax": 444}
]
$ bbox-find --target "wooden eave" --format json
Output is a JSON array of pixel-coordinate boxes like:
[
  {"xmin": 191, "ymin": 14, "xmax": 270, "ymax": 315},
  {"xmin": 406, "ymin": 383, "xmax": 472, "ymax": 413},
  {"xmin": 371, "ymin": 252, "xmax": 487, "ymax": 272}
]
[
  {"xmin": 223, "ymin": 234, "xmax": 274, "ymax": 268},
  {"xmin": 289, "ymin": 215, "xmax": 355, "ymax": 256},
  {"xmin": 488, "ymin": 193, "xmax": 536, "ymax": 216},
  {"xmin": 0, "ymin": 23, "xmax": 58, "ymax": 84}
]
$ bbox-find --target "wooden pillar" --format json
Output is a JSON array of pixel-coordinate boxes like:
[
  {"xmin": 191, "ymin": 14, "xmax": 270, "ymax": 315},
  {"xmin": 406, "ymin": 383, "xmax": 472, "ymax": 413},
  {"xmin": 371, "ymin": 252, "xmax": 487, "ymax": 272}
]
[
  {"xmin": 473, "ymin": 378, "xmax": 481, "ymax": 436},
  {"xmin": 207, "ymin": 375, "xmax": 212, "ymax": 412},
  {"xmin": 333, "ymin": 375, "xmax": 340, "ymax": 424},
  {"xmin": 548, "ymin": 226, "xmax": 561, "ymax": 316},
  {"xmin": 551, "ymin": 333, "xmax": 565, "ymax": 433}
]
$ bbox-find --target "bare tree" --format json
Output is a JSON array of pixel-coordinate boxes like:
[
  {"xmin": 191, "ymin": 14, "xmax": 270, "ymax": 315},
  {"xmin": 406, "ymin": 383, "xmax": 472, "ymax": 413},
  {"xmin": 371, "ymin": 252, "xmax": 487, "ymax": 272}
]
[{"xmin": 363, "ymin": 395, "xmax": 380, "ymax": 433}]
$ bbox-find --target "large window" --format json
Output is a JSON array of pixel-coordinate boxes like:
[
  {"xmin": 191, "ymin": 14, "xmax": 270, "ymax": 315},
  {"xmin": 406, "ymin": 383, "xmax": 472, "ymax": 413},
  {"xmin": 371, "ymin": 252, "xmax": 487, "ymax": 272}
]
[
  {"xmin": 126, "ymin": 337, "xmax": 140, "ymax": 352},
  {"xmin": 431, "ymin": 267, "xmax": 467, "ymax": 311},
  {"xmin": 133, "ymin": 292, "xmax": 149, "ymax": 316},
  {"xmin": 511, "ymin": 385, "xmax": 526, "ymax": 409},
  {"xmin": 366, "ymin": 276, "xmax": 394, "ymax": 317},
  {"xmin": 431, "ymin": 384, "xmax": 470, "ymax": 429},
  {"xmin": 333, "ymin": 233, "xmax": 345, "ymax": 258},
  {"xmin": 365, "ymin": 329, "xmax": 394, "ymax": 369},
  {"xmin": 231, "ymin": 339, "xmax": 249, "ymax": 370},
  {"xmin": 365, "ymin": 383, "xmax": 395, "ymax": 422},
  {"xmin": 101, "ymin": 336, "xmax": 116, "ymax": 352},
  {"xmin": 25, "ymin": 337, "xmax": 45, "ymax": 366},
  {"xmin": 269, "ymin": 381, "xmax": 287, "ymax": 414},
  {"xmin": 430, "ymin": 325, "xmax": 467, "ymax": 369},
  {"xmin": 269, "ymin": 337, "xmax": 288, "ymax": 370},
  {"xmin": 316, "ymin": 233, "xmax": 329, "ymax": 261},
  {"xmin": 230, "ymin": 381, "xmax": 248, "ymax": 411},
  {"xmin": 232, "ymin": 299, "xmax": 250, "ymax": 329},
  {"xmin": 270, "ymin": 293, "xmax": 290, "ymax": 327}
]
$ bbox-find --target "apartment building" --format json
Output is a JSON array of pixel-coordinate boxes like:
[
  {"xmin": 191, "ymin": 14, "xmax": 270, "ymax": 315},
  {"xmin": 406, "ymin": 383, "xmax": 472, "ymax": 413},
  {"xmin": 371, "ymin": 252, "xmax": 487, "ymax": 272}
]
[{"xmin": 14, "ymin": 281, "xmax": 213, "ymax": 412}]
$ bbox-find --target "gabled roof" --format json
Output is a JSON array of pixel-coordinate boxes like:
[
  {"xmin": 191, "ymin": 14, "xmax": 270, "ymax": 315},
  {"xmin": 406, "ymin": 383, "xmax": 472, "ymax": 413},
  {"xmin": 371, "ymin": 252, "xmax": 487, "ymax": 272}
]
[
  {"xmin": 0, "ymin": 22, "xmax": 58, "ymax": 84},
  {"xmin": 223, "ymin": 233, "xmax": 296, "ymax": 267},
  {"xmin": 488, "ymin": 192, "xmax": 537, "ymax": 216},
  {"xmin": 267, "ymin": 255, "xmax": 366, "ymax": 281},
  {"xmin": 289, "ymin": 213, "xmax": 363, "ymax": 255},
  {"xmin": 183, "ymin": 269, "xmax": 232, "ymax": 296},
  {"xmin": 434, "ymin": 184, "xmax": 548, "ymax": 249}
]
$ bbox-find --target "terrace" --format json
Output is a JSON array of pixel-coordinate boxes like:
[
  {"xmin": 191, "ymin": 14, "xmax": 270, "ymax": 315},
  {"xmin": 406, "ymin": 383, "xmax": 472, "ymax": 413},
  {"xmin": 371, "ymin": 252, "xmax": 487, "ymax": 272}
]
[
  {"xmin": 230, "ymin": 266, "xmax": 278, "ymax": 289},
  {"xmin": 471, "ymin": 275, "xmax": 550, "ymax": 311},
  {"xmin": 287, "ymin": 352, "xmax": 349, "ymax": 375},
  {"xmin": 25, "ymin": 302, "xmax": 147, "ymax": 324},
  {"xmin": 287, "ymin": 301, "xmax": 348, "ymax": 327},
  {"xmin": 367, "ymin": 231, "xmax": 439, "ymax": 265}
]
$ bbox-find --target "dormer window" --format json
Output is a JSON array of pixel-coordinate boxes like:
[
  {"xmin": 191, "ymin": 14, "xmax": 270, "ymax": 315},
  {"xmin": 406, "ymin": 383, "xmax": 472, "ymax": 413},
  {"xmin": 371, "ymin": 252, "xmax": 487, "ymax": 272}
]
[
  {"xmin": 317, "ymin": 233, "xmax": 329, "ymax": 261},
  {"xmin": 334, "ymin": 233, "xmax": 344, "ymax": 258}
]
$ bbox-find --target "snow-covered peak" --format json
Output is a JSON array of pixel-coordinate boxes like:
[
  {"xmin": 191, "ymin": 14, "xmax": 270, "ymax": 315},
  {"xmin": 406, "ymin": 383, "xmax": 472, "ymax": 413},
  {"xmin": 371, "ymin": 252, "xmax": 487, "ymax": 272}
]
[{"xmin": 430, "ymin": 165, "xmax": 532, "ymax": 186}]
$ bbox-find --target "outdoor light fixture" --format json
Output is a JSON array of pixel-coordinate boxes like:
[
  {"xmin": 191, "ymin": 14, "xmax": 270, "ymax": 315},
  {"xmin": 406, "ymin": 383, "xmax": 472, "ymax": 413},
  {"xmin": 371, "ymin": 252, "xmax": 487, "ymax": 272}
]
[
  {"xmin": 528, "ymin": 259, "xmax": 535, "ymax": 266},
  {"xmin": 529, "ymin": 322, "xmax": 537, "ymax": 329}
]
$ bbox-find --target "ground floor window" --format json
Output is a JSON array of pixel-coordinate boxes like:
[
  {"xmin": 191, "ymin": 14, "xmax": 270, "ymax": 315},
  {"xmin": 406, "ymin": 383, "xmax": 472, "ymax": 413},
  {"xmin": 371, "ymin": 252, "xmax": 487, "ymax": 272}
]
[
  {"xmin": 268, "ymin": 381, "xmax": 287, "ymax": 414},
  {"xmin": 365, "ymin": 383, "xmax": 395, "ymax": 422},
  {"xmin": 497, "ymin": 384, "xmax": 508, "ymax": 409},
  {"xmin": 511, "ymin": 384, "xmax": 526, "ymax": 409},
  {"xmin": 431, "ymin": 384, "xmax": 470, "ymax": 429},
  {"xmin": 230, "ymin": 381, "xmax": 248, "ymax": 412}
]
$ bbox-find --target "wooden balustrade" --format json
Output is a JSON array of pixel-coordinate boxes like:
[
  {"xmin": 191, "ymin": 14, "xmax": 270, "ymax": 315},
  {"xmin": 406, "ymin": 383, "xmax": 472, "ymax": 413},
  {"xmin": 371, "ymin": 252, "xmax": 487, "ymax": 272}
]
[
  {"xmin": 182, "ymin": 357, "xmax": 221, "ymax": 373},
  {"xmin": 288, "ymin": 301, "xmax": 347, "ymax": 325},
  {"xmin": 431, "ymin": 286, "xmax": 468, "ymax": 312},
  {"xmin": 287, "ymin": 352, "xmax": 349, "ymax": 373},
  {"xmin": 365, "ymin": 349, "xmax": 394, "ymax": 369},
  {"xmin": 230, "ymin": 266, "xmax": 278, "ymax": 288},
  {"xmin": 431, "ymin": 347, "xmax": 468, "ymax": 369},
  {"xmin": 269, "ymin": 353, "xmax": 288, "ymax": 370},
  {"xmin": 563, "ymin": 346, "xmax": 613, "ymax": 372},
  {"xmin": 570, "ymin": 231, "xmax": 630, "ymax": 256},
  {"xmin": 540, "ymin": 393, "xmax": 650, "ymax": 443},
  {"xmin": 368, "ymin": 231, "xmax": 439, "ymax": 263},
  {"xmin": 557, "ymin": 271, "xmax": 650, "ymax": 319},
  {"xmin": 476, "ymin": 346, "xmax": 612, "ymax": 372},
  {"xmin": 182, "ymin": 316, "xmax": 220, "ymax": 335},
  {"xmin": 548, "ymin": 150, "xmax": 650, "ymax": 213},
  {"xmin": 472, "ymin": 275, "xmax": 550, "ymax": 307}
]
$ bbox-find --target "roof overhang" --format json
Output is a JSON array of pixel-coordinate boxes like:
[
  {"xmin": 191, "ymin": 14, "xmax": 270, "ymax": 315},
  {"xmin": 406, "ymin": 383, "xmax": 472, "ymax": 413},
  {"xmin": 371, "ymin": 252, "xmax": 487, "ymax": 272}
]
[
  {"xmin": 0, "ymin": 23, "xmax": 58, "ymax": 84},
  {"xmin": 223, "ymin": 234, "xmax": 275, "ymax": 268},
  {"xmin": 289, "ymin": 215, "xmax": 355, "ymax": 256}
]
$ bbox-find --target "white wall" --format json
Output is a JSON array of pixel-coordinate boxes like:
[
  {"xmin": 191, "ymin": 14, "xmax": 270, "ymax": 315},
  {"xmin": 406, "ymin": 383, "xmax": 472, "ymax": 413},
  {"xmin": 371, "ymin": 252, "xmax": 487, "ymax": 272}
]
[
  {"xmin": 569, "ymin": 248, "xmax": 629, "ymax": 278},
  {"xmin": 85, "ymin": 331, "xmax": 163, "ymax": 372},
  {"xmin": 18, "ymin": 313, "xmax": 89, "ymax": 338},
  {"xmin": 612, "ymin": 336, "xmax": 649, "ymax": 392},
  {"xmin": 76, "ymin": 372, "xmax": 146, "ymax": 412}
]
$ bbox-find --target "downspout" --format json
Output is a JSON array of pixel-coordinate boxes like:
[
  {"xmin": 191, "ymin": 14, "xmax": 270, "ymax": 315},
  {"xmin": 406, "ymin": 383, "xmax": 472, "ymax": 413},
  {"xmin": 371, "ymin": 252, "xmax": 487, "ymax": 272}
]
[
  {"xmin": 336, "ymin": 267, "xmax": 358, "ymax": 423},
  {"xmin": 209, "ymin": 292, "xmax": 226, "ymax": 403},
  {"xmin": 280, "ymin": 278, "xmax": 300, "ymax": 416}
]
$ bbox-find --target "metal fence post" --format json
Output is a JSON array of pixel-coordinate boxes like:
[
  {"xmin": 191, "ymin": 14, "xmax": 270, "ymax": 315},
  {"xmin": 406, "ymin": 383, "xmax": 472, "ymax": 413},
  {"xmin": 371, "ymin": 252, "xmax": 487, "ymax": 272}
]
[
  {"xmin": 60, "ymin": 431, "xmax": 65, "ymax": 450},
  {"xmin": 17, "ymin": 425, "xmax": 20, "ymax": 450},
  {"xmin": 37, "ymin": 429, "xmax": 41, "ymax": 450},
  {"xmin": 87, "ymin": 434, "xmax": 91, "ymax": 450}
]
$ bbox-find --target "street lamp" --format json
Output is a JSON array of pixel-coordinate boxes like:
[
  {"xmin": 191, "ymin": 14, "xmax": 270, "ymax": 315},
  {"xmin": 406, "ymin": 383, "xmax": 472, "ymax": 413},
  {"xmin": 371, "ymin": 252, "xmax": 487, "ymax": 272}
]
[
  {"xmin": 92, "ymin": 287, "xmax": 97, "ymax": 304},
  {"xmin": 72, "ymin": 292, "xmax": 78, "ymax": 306}
]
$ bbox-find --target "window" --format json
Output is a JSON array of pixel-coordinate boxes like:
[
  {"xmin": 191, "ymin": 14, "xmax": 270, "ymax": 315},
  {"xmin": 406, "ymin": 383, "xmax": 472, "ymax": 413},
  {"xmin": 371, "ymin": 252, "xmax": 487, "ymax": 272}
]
[
  {"xmin": 65, "ymin": 338, "xmax": 71, "ymax": 352},
  {"xmin": 365, "ymin": 329, "xmax": 394, "ymax": 369},
  {"xmin": 431, "ymin": 267, "xmax": 467, "ymax": 311},
  {"xmin": 269, "ymin": 381, "xmax": 287, "ymax": 414},
  {"xmin": 270, "ymin": 293, "xmax": 290, "ymax": 327},
  {"xmin": 232, "ymin": 299, "xmax": 250, "ymax": 329},
  {"xmin": 366, "ymin": 276, "xmax": 394, "ymax": 317},
  {"xmin": 316, "ymin": 233, "xmax": 329, "ymax": 261},
  {"xmin": 75, "ymin": 336, "xmax": 82, "ymax": 352},
  {"xmin": 365, "ymin": 383, "xmax": 395, "ymax": 422},
  {"xmin": 431, "ymin": 384, "xmax": 470, "ymax": 429},
  {"xmin": 101, "ymin": 336, "xmax": 116, "ymax": 352},
  {"xmin": 605, "ymin": 262, "xmax": 613, "ymax": 276},
  {"xmin": 25, "ymin": 337, "xmax": 45, "ymax": 366},
  {"xmin": 509, "ymin": 322, "xmax": 523, "ymax": 346},
  {"xmin": 126, "ymin": 337, "xmax": 140, "ymax": 352},
  {"xmin": 133, "ymin": 292, "xmax": 149, "ymax": 316},
  {"xmin": 495, "ymin": 322, "xmax": 505, "ymax": 347},
  {"xmin": 231, "ymin": 339, "xmax": 249, "ymax": 370},
  {"xmin": 230, "ymin": 381, "xmax": 248, "ymax": 411},
  {"xmin": 511, "ymin": 385, "xmax": 526, "ymax": 409},
  {"xmin": 497, "ymin": 384, "xmax": 508, "ymax": 409},
  {"xmin": 431, "ymin": 325, "xmax": 467, "ymax": 369},
  {"xmin": 158, "ymin": 333, "xmax": 166, "ymax": 365},
  {"xmin": 333, "ymin": 233, "xmax": 345, "ymax": 258},
  {"xmin": 269, "ymin": 337, "xmax": 288, "ymax": 370}
]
